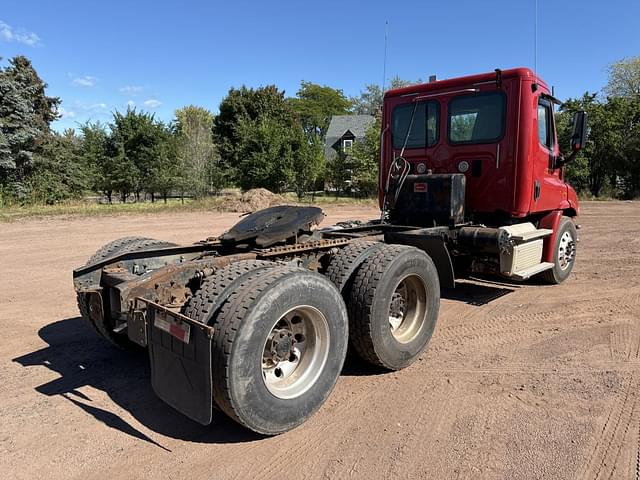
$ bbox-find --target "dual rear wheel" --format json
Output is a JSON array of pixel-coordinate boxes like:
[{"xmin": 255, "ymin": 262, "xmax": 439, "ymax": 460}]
[
  {"xmin": 339, "ymin": 244, "xmax": 440, "ymax": 370},
  {"xmin": 183, "ymin": 243, "xmax": 440, "ymax": 435},
  {"xmin": 183, "ymin": 262, "xmax": 349, "ymax": 435}
]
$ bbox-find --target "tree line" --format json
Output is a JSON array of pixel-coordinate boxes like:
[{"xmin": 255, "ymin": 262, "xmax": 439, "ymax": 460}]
[
  {"xmin": 558, "ymin": 58, "xmax": 640, "ymax": 198},
  {"xmin": 1, "ymin": 55, "xmax": 639, "ymax": 206}
]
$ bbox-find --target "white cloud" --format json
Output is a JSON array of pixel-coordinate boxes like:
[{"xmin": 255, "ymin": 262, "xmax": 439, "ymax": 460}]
[
  {"xmin": 0, "ymin": 20, "xmax": 41, "ymax": 46},
  {"xmin": 69, "ymin": 101, "xmax": 108, "ymax": 114},
  {"xmin": 72, "ymin": 75, "xmax": 98, "ymax": 87},
  {"xmin": 53, "ymin": 101, "xmax": 110, "ymax": 128},
  {"xmin": 143, "ymin": 99, "xmax": 162, "ymax": 109},
  {"xmin": 127, "ymin": 100, "xmax": 135, "ymax": 108},
  {"xmin": 119, "ymin": 85, "xmax": 143, "ymax": 96}
]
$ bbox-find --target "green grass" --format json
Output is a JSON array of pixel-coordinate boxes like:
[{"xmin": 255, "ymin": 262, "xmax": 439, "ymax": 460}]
[
  {"xmin": 0, "ymin": 198, "xmax": 215, "ymax": 222},
  {"xmin": 0, "ymin": 194, "xmax": 376, "ymax": 222}
]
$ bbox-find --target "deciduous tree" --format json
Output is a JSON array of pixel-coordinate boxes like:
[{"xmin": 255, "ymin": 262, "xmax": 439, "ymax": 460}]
[
  {"xmin": 605, "ymin": 56, "xmax": 640, "ymax": 99},
  {"xmin": 174, "ymin": 105, "xmax": 221, "ymax": 195},
  {"xmin": 350, "ymin": 117, "xmax": 381, "ymax": 196},
  {"xmin": 351, "ymin": 77, "xmax": 418, "ymax": 115},
  {"xmin": 214, "ymin": 85, "xmax": 292, "ymax": 181},
  {"xmin": 288, "ymin": 81, "xmax": 351, "ymax": 140}
]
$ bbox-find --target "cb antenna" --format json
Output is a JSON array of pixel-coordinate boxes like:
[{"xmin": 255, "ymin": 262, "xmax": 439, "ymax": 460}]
[
  {"xmin": 534, "ymin": 0, "xmax": 538, "ymax": 79},
  {"xmin": 382, "ymin": 20, "xmax": 388, "ymax": 92}
]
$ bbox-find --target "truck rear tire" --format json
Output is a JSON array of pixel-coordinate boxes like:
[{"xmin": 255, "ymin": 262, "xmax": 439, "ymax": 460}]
[
  {"xmin": 325, "ymin": 241, "xmax": 383, "ymax": 292},
  {"xmin": 181, "ymin": 260, "xmax": 279, "ymax": 325},
  {"xmin": 210, "ymin": 267, "xmax": 349, "ymax": 435},
  {"xmin": 540, "ymin": 217, "xmax": 578, "ymax": 284},
  {"xmin": 348, "ymin": 244, "xmax": 440, "ymax": 370},
  {"xmin": 77, "ymin": 236, "xmax": 176, "ymax": 348}
]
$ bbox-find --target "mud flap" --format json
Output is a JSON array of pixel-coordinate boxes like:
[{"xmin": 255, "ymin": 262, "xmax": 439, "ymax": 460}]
[{"xmin": 140, "ymin": 300, "xmax": 214, "ymax": 425}]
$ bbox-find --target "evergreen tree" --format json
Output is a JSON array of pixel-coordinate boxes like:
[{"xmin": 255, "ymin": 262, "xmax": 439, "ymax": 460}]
[{"xmin": 0, "ymin": 56, "xmax": 59, "ymax": 200}]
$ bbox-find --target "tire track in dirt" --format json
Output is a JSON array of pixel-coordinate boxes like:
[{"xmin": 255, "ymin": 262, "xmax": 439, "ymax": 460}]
[
  {"xmin": 580, "ymin": 374, "xmax": 634, "ymax": 479},
  {"xmin": 581, "ymin": 314, "xmax": 640, "ymax": 480},
  {"xmin": 606, "ymin": 380, "xmax": 640, "ymax": 480},
  {"xmin": 221, "ymin": 384, "xmax": 380, "ymax": 480},
  {"xmin": 434, "ymin": 288, "xmax": 640, "ymax": 354},
  {"xmin": 318, "ymin": 375, "xmax": 447, "ymax": 479},
  {"xmin": 636, "ymin": 418, "xmax": 640, "ymax": 480},
  {"xmin": 381, "ymin": 385, "xmax": 463, "ymax": 479},
  {"xmin": 610, "ymin": 321, "xmax": 640, "ymax": 362},
  {"xmin": 428, "ymin": 363, "xmax": 640, "ymax": 376},
  {"xmin": 610, "ymin": 323, "xmax": 631, "ymax": 361}
]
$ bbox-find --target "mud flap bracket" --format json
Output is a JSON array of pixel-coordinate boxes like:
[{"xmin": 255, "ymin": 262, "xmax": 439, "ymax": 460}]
[{"xmin": 135, "ymin": 298, "xmax": 214, "ymax": 425}]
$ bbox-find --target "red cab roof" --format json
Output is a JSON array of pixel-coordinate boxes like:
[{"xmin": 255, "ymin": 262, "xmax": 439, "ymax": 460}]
[{"xmin": 384, "ymin": 67, "xmax": 548, "ymax": 98}]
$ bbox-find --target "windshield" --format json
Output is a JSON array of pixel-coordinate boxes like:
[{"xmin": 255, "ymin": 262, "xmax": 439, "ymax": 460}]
[{"xmin": 391, "ymin": 101, "xmax": 439, "ymax": 149}]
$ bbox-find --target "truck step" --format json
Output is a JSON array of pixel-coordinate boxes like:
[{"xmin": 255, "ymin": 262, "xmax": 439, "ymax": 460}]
[
  {"xmin": 510, "ymin": 262, "xmax": 554, "ymax": 280},
  {"xmin": 510, "ymin": 228, "xmax": 553, "ymax": 242}
]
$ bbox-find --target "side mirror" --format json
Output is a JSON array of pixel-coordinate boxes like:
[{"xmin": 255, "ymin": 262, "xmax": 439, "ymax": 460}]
[
  {"xmin": 554, "ymin": 110, "xmax": 588, "ymax": 168},
  {"xmin": 570, "ymin": 111, "xmax": 588, "ymax": 152}
]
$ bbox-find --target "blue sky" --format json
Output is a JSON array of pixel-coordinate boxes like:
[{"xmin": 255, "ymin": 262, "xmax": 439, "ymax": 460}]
[{"xmin": 2, "ymin": 0, "xmax": 639, "ymax": 131}]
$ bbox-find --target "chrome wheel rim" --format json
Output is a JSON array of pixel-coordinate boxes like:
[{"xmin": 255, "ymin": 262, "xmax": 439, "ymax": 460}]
[
  {"xmin": 262, "ymin": 306, "xmax": 330, "ymax": 399},
  {"xmin": 558, "ymin": 231, "xmax": 576, "ymax": 270},
  {"xmin": 388, "ymin": 274, "xmax": 428, "ymax": 344}
]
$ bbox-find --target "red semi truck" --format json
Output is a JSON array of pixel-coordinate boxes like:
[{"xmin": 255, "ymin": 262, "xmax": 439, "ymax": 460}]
[{"xmin": 73, "ymin": 67, "xmax": 587, "ymax": 434}]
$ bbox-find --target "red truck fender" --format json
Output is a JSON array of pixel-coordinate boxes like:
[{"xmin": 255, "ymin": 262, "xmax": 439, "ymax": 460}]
[
  {"xmin": 566, "ymin": 185, "xmax": 580, "ymax": 217},
  {"xmin": 539, "ymin": 210, "xmax": 564, "ymax": 263}
]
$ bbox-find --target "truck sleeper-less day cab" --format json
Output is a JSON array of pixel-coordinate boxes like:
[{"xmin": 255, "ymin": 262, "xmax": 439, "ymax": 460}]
[{"xmin": 73, "ymin": 68, "xmax": 587, "ymax": 435}]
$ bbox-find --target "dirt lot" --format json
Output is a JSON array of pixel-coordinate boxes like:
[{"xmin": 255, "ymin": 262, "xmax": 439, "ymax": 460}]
[{"xmin": 1, "ymin": 202, "xmax": 639, "ymax": 479}]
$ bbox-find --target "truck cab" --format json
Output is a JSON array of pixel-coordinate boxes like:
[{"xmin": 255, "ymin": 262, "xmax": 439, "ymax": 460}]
[
  {"xmin": 380, "ymin": 68, "xmax": 580, "ymax": 222},
  {"xmin": 379, "ymin": 68, "xmax": 587, "ymax": 283}
]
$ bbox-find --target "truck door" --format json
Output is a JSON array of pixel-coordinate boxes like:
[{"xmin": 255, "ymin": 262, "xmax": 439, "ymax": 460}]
[{"xmin": 532, "ymin": 96, "xmax": 566, "ymax": 212}]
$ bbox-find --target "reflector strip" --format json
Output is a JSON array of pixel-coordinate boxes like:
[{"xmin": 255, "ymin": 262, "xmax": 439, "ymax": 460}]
[{"xmin": 154, "ymin": 310, "xmax": 191, "ymax": 344}]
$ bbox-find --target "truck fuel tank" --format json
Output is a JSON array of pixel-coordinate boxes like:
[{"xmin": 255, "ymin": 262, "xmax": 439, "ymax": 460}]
[{"xmin": 457, "ymin": 226, "xmax": 508, "ymax": 254}]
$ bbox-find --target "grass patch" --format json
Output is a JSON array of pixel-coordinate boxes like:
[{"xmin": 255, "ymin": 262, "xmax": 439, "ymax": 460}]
[
  {"xmin": 0, "ymin": 194, "xmax": 376, "ymax": 222},
  {"xmin": 0, "ymin": 198, "xmax": 217, "ymax": 222}
]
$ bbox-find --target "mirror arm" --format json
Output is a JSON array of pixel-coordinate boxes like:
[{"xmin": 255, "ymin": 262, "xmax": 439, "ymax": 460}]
[{"xmin": 555, "ymin": 150, "xmax": 578, "ymax": 168}]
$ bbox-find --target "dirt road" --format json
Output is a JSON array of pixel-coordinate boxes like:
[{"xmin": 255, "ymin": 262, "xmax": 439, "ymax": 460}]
[{"xmin": 1, "ymin": 202, "xmax": 639, "ymax": 479}]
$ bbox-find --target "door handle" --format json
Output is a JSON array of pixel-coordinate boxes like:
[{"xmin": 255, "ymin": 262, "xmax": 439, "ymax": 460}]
[{"xmin": 534, "ymin": 180, "xmax": 541, "ymax": 201}]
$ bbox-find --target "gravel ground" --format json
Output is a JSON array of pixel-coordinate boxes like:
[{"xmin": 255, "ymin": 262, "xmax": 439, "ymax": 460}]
[{"xmin": 0, "ymin": 201, "xmax": 639, "ymax": 479}]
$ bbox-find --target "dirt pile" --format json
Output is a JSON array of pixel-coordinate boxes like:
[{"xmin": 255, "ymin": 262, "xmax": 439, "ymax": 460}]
[{"xmin": 217, "ymin": 188, "xmax": 286, "ymax": 213}]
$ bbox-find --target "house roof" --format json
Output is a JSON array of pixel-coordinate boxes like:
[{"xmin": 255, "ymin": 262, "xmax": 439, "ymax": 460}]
[
  {"xmin": 324, "ymin": 115, "xmax": 375, "ymax": 159},
  {"xmin": 325, "ymin": 115, "xmax": 375, "ymax": 140}
]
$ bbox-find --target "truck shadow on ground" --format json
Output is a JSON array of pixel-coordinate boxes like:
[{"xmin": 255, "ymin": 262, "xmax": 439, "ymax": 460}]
[
  {"xmin": 12, "ymin": 317, "xmax": 260, "ymax": 447},
  {"xmin": 442, "ymin": 277, "xmax": 523, "ymax": 305}
]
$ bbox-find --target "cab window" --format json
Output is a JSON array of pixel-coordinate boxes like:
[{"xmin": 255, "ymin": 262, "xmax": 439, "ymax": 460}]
[
  {"xmin": 537, "ymin": 99, "xmax": 554, "ymax": 150},
  {"xmin": 448, "ymin": 92, "xmax": 506, "ymax": 144},
  {"xmin": 391, "ymin": 101, "xmax": 439, "ymax": 149}
]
